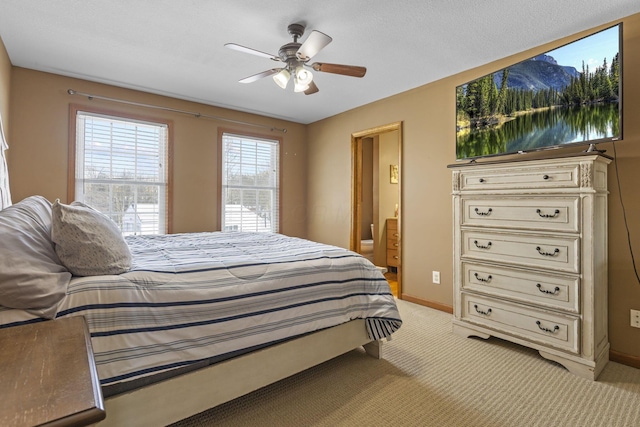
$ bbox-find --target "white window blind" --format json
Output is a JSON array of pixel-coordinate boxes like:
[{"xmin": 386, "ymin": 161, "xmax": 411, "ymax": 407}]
[
  {"xmin": 221, "ymin": 133, "xmax": 279, "ymax": 233},
  {"xmin": 75, "ymin": 112, "xmax": 169, "ymax": 235}
]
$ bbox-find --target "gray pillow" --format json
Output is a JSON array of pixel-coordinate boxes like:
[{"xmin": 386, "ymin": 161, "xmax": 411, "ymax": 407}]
[
  {"xmin": 51, "ymin": 199, "xmax": 131, "ymax": 276},
  {"xmin": 0, "ymin": 195, "xmax": 71, "ymax": 318}
]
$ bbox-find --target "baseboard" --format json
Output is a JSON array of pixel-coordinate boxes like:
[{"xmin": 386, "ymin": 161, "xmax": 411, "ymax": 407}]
[
  {"xmin": 610, "ymin": 349, "xmax": 640, "ymax": 369},
  {"xmin": 400, "ymin": 295, "xmax": 640, "ymax": 369},
  {"xmin": 401, "ymin": 294, "xmax": 453, "ymax": 314}
]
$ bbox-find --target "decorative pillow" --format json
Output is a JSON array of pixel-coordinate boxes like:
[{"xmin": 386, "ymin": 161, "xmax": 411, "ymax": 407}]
[
  {"xmin": 0, "ymin": 195, "xmax": 71, "ymax": 318},
  {"xmin": 51, "ymin": 199, "xmax": 132, "ymax": 276}
]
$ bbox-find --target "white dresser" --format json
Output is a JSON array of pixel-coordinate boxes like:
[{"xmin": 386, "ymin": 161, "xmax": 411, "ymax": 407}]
[{"xmin": 449, "ymin": 153, "xmax": 611, "ymax": 380}]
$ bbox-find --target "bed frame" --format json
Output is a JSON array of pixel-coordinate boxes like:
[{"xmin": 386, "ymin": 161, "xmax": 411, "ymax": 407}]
[{"xmin": 97, "ymin": 319, "xmax": 382, "ymax": 426}]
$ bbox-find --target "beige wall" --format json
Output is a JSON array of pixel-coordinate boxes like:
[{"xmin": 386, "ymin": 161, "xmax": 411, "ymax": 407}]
[
  {"xmin": 307, "ymin": 13, "xmax": 640, "ymax": 358},
  {"xmin": 0, "ymin": 36, "xmax": 10, "ymax": 142},
  {"xmin": 7, "ymin": 68, "xmax": 308, "ymax": 237}
]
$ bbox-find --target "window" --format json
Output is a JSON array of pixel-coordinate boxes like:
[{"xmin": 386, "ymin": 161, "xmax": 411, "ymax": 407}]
[
  {"xmin": 220, "ymin": 132, "xmax": 280, "ymax": 233},
  {"xmin": 71, "ymin": 108, "xmax": 171, "ymax": 235}
]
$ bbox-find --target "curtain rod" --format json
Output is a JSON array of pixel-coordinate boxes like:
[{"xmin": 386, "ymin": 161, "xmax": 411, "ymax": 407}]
[{"xmin": 67, "ymin": 89, "xmax": 287, "ymax": 133}]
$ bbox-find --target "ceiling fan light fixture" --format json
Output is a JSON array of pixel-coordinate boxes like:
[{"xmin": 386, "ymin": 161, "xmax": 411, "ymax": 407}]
[
  {"xmin": 294, "ymin": 81, "xmax": 310, "ymax": 93},
  {"xmin": 227, "ymin": 23, "xmax": 365, "ymax": 96},
  {"xmin": 273, "ymin": 69, "xmax": 290, "ymax": 89},
  {"xmin": 293, "ymin": 66, "xmax": 313, "ymax": 92},
  {"xmin": 295, "ymin": 67, "xmax": 313, "ymax": 85}
]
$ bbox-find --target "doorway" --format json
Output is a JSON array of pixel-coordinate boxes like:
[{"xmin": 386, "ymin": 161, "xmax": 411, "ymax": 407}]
[{"xmin": 350, "ymin": 122, "xmax": 402, "ymax": 298}]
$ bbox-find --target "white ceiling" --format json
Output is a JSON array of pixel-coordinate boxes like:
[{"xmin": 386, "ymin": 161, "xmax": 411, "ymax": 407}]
[{"xmin": 1, "ymin": 1, "xmax": 639, "ymax": 124}]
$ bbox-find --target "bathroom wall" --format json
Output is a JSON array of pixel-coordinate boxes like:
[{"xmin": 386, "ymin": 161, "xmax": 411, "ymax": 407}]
[{"xmin": 361, "ymin": 137, "xmax": 374, "ymax": 240}]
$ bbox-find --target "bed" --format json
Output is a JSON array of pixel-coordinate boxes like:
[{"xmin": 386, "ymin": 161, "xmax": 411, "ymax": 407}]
[{"xmin": 0, "ymin": 196, "xmax": 402, "ymax": 426}]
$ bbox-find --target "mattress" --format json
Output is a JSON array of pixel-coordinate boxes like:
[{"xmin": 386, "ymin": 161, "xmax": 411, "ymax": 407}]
[{"xmin": 0, "ymin": 232, "xmax": 401, "ymax": 389}]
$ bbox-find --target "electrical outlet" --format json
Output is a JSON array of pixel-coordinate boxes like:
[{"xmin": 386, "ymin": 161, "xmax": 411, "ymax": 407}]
[
  {"xmin": 631, "ymin": 309, "xmax": 640, "ymax": 328},
  {"xmin": 432, "ymin": 271, "xmax": 441, "ymax": 284}
]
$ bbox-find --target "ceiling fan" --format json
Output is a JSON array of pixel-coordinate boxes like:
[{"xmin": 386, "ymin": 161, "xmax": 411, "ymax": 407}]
[{"xmin": 225, "ymin": 23, "xmax": 367, "ymax": 95}]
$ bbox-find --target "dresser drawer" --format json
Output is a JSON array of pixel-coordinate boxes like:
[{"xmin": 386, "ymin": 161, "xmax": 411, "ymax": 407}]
[
  {"xmin": 462, "ymin": 197, "xmax": 580, "ymax": 233},
  {"xmin": 457, "ymin": 163, "xmax": 580, "ymax": 191},
  {"xmin": 461, "ymin": 230, "xmax": 579, "ymax": 273},
  {"xmin": 387, "ymin": 249, "xmax": 399, "ymax": 267},
  {"xmin": 462, "ymin": 262, "xmax": 579, "ymax": 313},
  {"xmin": 386, "ymin": 218, "xmax": 399, "ymax": 267},
  {"xmin": 461, "ymin": 293, "xmax": 580, "ymax": 354},
  {"xmin": 387, "ymin": 218, "xmax": 398, "ymax": 234}
]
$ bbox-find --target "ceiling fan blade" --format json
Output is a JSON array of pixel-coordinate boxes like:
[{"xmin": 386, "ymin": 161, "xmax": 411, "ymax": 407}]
[
  {"xmin": 311, "ymin": 62, "xmax": 367, "ymax": 78},
  {"xmin": 297, "ymin": 30, "xmax": 332, "ymax": 60},
  {"xmin": 304, "ymin": 81, "xmax": 319, "ymax": 95},
  {"xmin": 225, "ymin": 43, "xmax": 280, "ymax": 62},
  {"xmin": 239, "ymin": 68, "xmax": 282, "ymax": 83}
]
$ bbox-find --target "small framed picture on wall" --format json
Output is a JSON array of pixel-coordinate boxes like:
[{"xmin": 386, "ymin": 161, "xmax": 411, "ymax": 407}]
[{"xmin": 390, "ymin": 164, "xmax": 398, "ymax": 184}]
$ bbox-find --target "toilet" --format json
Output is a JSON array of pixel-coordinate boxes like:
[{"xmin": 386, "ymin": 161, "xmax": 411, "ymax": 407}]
[
  {"xmin": 361, "ymin": 224, "xmax": 386, "ymax": 274},
  {"xmin": 361, "ymin": 239, "xmax": 374, "ymax": 263}
]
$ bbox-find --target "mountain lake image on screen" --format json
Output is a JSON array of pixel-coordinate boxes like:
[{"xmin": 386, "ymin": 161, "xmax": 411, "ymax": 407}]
[{"xmin": 455, "ymin": 24, "xmax": 622, "ymax": 161}]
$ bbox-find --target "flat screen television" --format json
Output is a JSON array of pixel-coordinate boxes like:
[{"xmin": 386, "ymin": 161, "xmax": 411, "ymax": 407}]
[{"xmin": 455, "ymin": 23, "xmax": 622, "ymax": 161}]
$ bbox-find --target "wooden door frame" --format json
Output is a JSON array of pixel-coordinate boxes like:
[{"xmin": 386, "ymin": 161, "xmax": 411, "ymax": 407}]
[{"xmin": 350, "ymin": 122, "xmax": 403, "ymax": 298}]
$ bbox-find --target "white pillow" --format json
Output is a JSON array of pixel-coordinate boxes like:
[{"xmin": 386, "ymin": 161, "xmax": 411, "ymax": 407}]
[
  {"xmin": 51, "ymin": 199, "xmax": 132, "ymax": 276},
  {"xmin": 0, "ymin": 196, "xmax": 71, "ymax": 318}
]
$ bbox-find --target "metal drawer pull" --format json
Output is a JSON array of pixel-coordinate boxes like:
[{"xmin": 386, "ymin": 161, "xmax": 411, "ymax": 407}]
[
  {"xmin": 474, "ymin": 240, "xmax": 492, "ymax": 250},
  {"xmin": 474, "ymin": 207, "xmax": 493, "ymax": 216},
  {"xmin": 536, "ymin": 246, "xmax": 559, "ymax": 257},
  {"xmin": 474, "ymin": 273, "xmax": 492, "ymax": 283},
  {"xmin": 536, "ymin": 320, "xmax": 560, "ymax": 333},
  {"xmin": 542, "ymin": 174, "xmax": 550, "ymax": 180},
  {"xmin": 536, "ymin": 284, "xmax": 560, "ymax": 295},
  {"xmin": 474, "ymin": 304, "xmax": 492, "ymax": 316},
  {"xmin": 536, "ymin": 208, "xmax": 560, "ymax": 218},
  {"xmin": 479, "ymin": 178, "xmax": 486, "ymax": 183}
]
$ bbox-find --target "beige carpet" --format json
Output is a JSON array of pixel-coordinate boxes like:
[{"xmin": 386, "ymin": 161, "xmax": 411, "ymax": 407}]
[{"xmin": 171, "ymin": 299, "xmax": 640, "ymax": 427}]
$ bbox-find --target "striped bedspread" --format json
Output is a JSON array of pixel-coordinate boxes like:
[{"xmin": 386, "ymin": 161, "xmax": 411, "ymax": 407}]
[{"xmin": 0, "ymin": 232, "xmax": 401, "ymax": 387}]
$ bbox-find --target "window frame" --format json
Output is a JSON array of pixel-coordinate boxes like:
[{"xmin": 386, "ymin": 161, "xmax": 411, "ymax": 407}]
[
  {"xmin": 68, "ymin": 104, "xmax": 174, "ymax": 234},
  {"xmin": 217, "ymin": 128, "xmax": 282, "ymax": 233}
]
